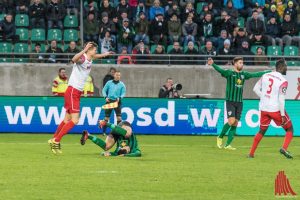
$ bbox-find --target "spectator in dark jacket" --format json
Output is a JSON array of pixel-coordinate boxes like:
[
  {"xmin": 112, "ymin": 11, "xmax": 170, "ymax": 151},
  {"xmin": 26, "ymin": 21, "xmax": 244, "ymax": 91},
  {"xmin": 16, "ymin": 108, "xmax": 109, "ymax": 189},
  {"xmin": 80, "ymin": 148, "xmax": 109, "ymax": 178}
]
[
  {"xmin": 158, "ymin": 78, "xmax": 179, "ymax": 98},
  {"xmin": 182, "ymin": 15, "xmax": 197, "ymax": 46},
  {"xmin": 83, "ymin": 11, "xmax": 99, "ymax": 43},
  {"xmin": 198, "ymin": 12, "xmax": 217, "ymax": 46},
  {"xmin": 116, "ymin": 0, "xmax": 131, "ymax": 20},
  {"xmin": 46, "ymin": 40, "xmax": 63, "ymax": 63},
  {"xmin": 84, "ymin": 0, "xmax": 99, "ymax": 19},
  {"xmin": 29, "ymin": 0, "xmax": 46, "ymax": 28},
  {"xmin": 64, "ymin": 41, "xmax": 80, "ymax": 63},
  {"xmin": 169, "ymin": 41, "xmax": 183, "ymax": 65},
  {"xmin": 246, "ymin": 9, "xmax": 265, "ymax": 37},
  {"xmin": 153, "ymin": 44, "xmax": 167, "ymax": 64},
  {"xmin": 284, "ymin": 1, "xmax": 297, "ymax": 23},
  {"xmin": 166, "ymin": 2, "xmax": 180, "ymax": 20},
  {"xmin": 224, "ymin": 0, "xmax": 238, "ymax": 19},
  {"xmin": 103, "ymin": 67, "xmax": 116, "ymax": 88},
  {"xmin": 236, "ymin": 41, "xmax": 254, "ymax": 65},
  {"xmin": 168, "ymin": 13, "xmax": 181, "ymax": 44},
  {"xmin": 0, "ymin": 14, "xmax": 18, "ymax": 42},
  {"xmin": 233, "ymin": 28, "xmax": 249, "ymax": 50},
  {"xmin": 184, "ymin": 41, "xmax": 199, "ymax": 64},
  {"xmin": 250, "ymin": 33, "xmax": 269, "ymax": 48},
  {"xmin": 136, "ymin": 43, "xmax": 150, "ymax": 64},
  {"xmin": 280, "ymin": 13, "xmax": 300, "ymax": 47},
  {"xmin": 149, "ymin": 12, "xmax": 167, "ymax": 45},
  {"xmin": 16, "ymin": 0, "xmax": 30, "ymax": 14},
  {"xmin": 64, "ymin": 0, "xmax": 80, "ymax": 16},
  {"xmin": 0, "ymin": 0, "xmax": 15, "ymax": 14},
  {"xmin": 217, "ymin": 39, "xmax": 233, "ymax": 65},
  {"xmin": 266, "ymin": 4, "xmax": 280, "ymax": 23},
  {"xmin": 99, "ymin": 12, "xmax": 117, "ymax": 41},
  {"xmin": 266, "ymin": 17, "xmax": 282, "ymax": 47},
  {"xmin": 215, "ymin": 10, "xmax": 236, "ymax": 37},
  {"xmin": 46, "ymin": 0, "xmax": 65, "ymax": 29},
  {"xmin": 117, "ymin": 18, "xmax": 135, "ymax": 53},
  {"xmin": 134, "ymin": 11, "xmax": 149, "ymax": 44},
  {"xmin": 99, "ymin": 0, "xmax": 116, "ymax": 19}
]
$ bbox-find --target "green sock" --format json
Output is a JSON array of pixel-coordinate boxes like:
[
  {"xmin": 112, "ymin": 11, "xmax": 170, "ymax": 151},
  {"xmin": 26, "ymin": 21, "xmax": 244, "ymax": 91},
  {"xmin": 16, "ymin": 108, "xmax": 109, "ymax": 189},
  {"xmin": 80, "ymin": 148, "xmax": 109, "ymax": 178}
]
[
  {"xmin": 88, "ymin": 135, "xmax": 106, "ymax": 150},
  {"xmin": 106, "ymin": 122, "xmax": 127, "ymax": 136},
  {"xmin": 218, "ymin": 123, "xmax": 231, "ymax": 138},
  {"xmin": 226, "ymin": 126, "xmax": 237, "ymax": 146}
]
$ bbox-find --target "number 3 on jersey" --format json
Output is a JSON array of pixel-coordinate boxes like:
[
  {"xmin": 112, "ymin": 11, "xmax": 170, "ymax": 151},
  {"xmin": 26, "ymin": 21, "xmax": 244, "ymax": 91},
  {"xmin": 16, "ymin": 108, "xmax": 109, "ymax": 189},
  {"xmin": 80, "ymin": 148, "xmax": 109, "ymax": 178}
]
[{"xmin": 267, "ymin": 78, "xmax": 274, "ymax": 94}]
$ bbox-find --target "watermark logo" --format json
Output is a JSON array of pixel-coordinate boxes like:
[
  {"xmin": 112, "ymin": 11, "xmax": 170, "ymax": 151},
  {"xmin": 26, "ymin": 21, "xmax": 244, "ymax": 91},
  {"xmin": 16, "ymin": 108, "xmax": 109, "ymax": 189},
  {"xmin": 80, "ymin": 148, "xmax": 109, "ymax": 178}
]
[{"xmin": 275, "ymin": 171, "xmax": 297, "ymax": 197}]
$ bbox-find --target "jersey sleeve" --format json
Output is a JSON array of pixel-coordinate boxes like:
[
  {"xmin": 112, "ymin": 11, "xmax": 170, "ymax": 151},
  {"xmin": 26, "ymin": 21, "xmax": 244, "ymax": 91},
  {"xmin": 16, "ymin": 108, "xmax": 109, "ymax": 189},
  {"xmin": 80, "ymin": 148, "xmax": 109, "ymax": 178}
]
[
  {"xmin": 211, "ymin": 63, "xmax": 231, "ymax": 77},
  {"xmin": 279, "ymin": 81, "xmax": 288, "ymax": 95},
  {"xmin": 244, "ymin": 70, "xmax": 271, "ymax": 80}
]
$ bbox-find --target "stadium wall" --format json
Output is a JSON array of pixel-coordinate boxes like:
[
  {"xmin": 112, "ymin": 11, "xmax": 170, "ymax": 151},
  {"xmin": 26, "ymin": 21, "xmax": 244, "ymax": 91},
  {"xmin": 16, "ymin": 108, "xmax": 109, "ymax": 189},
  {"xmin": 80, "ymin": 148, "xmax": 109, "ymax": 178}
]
[
  {"xmin": 0, "ymin": 63, "xmax": 277, "ymax": 98},
  {"xmin": 1, "ymin": 97, "xmax": 299, "ymax": 136}
]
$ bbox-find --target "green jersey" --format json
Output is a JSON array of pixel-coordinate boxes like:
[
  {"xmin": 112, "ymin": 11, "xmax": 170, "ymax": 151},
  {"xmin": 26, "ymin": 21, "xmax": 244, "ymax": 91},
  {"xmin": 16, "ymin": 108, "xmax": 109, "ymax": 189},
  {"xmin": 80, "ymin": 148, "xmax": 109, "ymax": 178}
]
[
  {"xmin": 110, "ymin": 133, "xmax": 141, "ymax": 157},
  {"xmin": 212, "ymin": 63, "xmax": 270, "ymax": 102}
]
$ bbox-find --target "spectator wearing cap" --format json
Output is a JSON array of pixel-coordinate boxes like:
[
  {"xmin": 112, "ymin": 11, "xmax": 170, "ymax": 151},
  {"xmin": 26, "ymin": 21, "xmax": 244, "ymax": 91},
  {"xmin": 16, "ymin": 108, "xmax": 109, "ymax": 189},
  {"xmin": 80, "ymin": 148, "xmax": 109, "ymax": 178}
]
[
  {"xmin": 135, "ymin": 0, "xmax": 147, "ymax": 20},
  {"xmin": 99, "ymin": 0, "xmax": 116, "ymax": 19},
  {"xmin": 168, "ymin": 13, "xmax": 181, "ymax": 44},
  {"xmin": 246, "ymin": 9, "xmax": 265, "ymax": 38},
  {"xmin": 16, "ymin": 0, "xmax": 30, "ymax": 14},
  {"xmin": 184, "ymin": 41, "xmax": 199, "ymax": 65},
  {"xmin": 149, "ymin": 0, "xmax": 164, "ymax": 21},
  {"xmin": 284, "ymin": 1, "xmax": 297, "ymax": 23},
  {"xmin": 117, "ymin": 47, "xmax": 133, "ymax": 64},
  {"xmin": 233, "ymin": 28, "xmax": 249, "ymax": 50},
  {"xmin": 116, "ymin": 0, "xmax": 131, "ymax": 20},
  {"xmin": 166, "ymin": 1, "xmax": 181, "ymax": 20},
  {"xmin": 46, "ymin": 0, "xmax": 66, "ymax": 30},
  {"xmin": 29, "ymin": 0, "xmax": 46, "ymax": 29},
  {"xmin": 169, "ymin": 41, "xmax": 183, "ymax": 65},
  {"xmin": 198, "ymin": 12, "xmax": 217, "ymax": 46},
  {"xmin": 254, "ymin": 47, "xmax": 269, "ymax": 66},
  {"xmin": 99, "ymin": 12, "xmax": 117, "ymax": 41},
  {"xmin": 84, "ymin": 0, "xmax": 99, "ymax": 19},
  {"xmin": 46, "ymin": 40, "xmax": 63, "ymax": 63},
  {"xmin": 134, "ymin": 11, "xmax": 149, "ymax": 44},
  {"xmin": 153, "ymin": 44, "xmax": 168, "ymax": 65},
  {"xmin": 217, "ymin": 39, "xmax": 234, "ymax": 65},
  {"xmin": 215, "ymin": 10, "xmax": 236, "ymax": 37},
  {"xmin": 64, "ymin": 0, "xmax": 80, "ymax": 16},
  {"xmin": 266, "ymin": 17, "xmax": 282, "ymax": 47},
  {"xmin": 182, "ymin": 15, "xmax": 197, "ymax": 46},
  {"xmin": 266, "ymin": 4, "xmax": 280, "ymax": 23},
  {"xmin": 280, "ymin": 13, "xmax": 300, "ymax": 48},
  {"xmin": 117, "ymin": 18, "xmax": 135, "ymax": 53},
  {"xmin": 235, "ymin": 40, "xmax": 254, "ymax": 65},
  {"xmin": 149, "ymin": 12, "xmax": 168, "ymax": 45},
  {"xmin": 83, "ymin": 11, "xmax": 99, "ymax": 43}
]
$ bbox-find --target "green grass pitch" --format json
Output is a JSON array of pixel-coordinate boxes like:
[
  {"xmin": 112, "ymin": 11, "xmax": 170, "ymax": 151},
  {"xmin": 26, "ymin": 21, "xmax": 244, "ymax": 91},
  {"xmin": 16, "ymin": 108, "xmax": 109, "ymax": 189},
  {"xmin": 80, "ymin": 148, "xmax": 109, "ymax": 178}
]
[{"xmin": 0, "ymin": 134, "xmax": 299, "ymax": 200}]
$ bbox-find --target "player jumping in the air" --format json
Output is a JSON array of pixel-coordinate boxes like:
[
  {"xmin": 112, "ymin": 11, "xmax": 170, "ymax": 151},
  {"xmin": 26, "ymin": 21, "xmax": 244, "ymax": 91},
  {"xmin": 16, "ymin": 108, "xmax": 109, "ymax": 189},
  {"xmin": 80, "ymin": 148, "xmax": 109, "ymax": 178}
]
[
  {"xmin": 249, "ymin": 59, "xmax": 293, "ymax": 159},
  {"xmin": 207, "ymin": 57, "xmax": 270, "ymax": 150},
  {"xmin": 48, "ymin": 42, "xmax": 113, "ymax": 154},
  {"xmin": 80, "ymin": 120, "xmax": 141, "ymax": 157}
]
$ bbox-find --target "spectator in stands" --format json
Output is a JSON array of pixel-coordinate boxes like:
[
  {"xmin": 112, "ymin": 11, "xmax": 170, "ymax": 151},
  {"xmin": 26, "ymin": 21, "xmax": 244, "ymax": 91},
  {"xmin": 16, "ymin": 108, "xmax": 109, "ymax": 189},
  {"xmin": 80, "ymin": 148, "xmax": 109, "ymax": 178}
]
[
  {"xmin": 217, "ymin": 30, "xmax": 230, "ymax": 51},
  {"xmin": 46, "ymin": 0, "xmax": 65, "ymax": 30},
  {"xmin": 135, "ymin": 42, "xmax": 150, "ymax": 64},
  {"xmin": 266, "ymin": 4, "xmax": 280, "ymax": 23},
  {"xmin": 52, "ymin": 67, "xmax": 68, "ymax": 96},
  {"xmin": 224, "ymin": 0, "xmax": 238, "ymax": 19},
  {"xmin": 64, "ymin": 41, "xmax": 80, "ymax": 63},
  {"xmin": 217, "ymin": 39, "xmax": 233, "ymax": 65},
  {"xmin": 284, "ymin": 1, "xmax": 297, "ymax": 23},
  {"xmin": 134, "ymin": 11, "xmax": 149, "ymax": 45},
  {"xmin": 184, "ymin": 41, "xmax": 198, "ymax": 64},
  {"xmin": 116, "ymin": 0, "xmax": 131, "ymax": 20},
  {"xmin": 100, "ymin": 31, "xmax": 115, "ymax": 53},
  {"xmin": 207, "ymin": 1, "xmax": 219, "ymax": 17},
  {"xmin": 99, "ymin": 0, "xmax": 115, "ymax": 19},
  {"xmin": 200, "ymin": 40, "xmax": 217, "ymax": 56},
  {"xmin": 0, "ymin": 14, "xmax": 18, "ymax": 42},
  {"xmin": 233, "ymin": 28, "xmax": 249, "ymax": 50},
  {"xmin": 250, "ymin": 33, "xmax": 269, "ymax": 48},
  {"xmin": 158, "ymin": 78, "xmax": 179, "ymax": 98},
  {"xmin": 181, "ymin": 2, "xmax": 195, "ymax": 22},
  {"xmin": 149, "ymin": 12, "xmax": 167, "ymax": 45},
  {"xmin": 0, "ymin": 0, "xmax": 14, "ymax": 14},
  {"xmin": 234, "ymin": 0, "xmax": 254, "ymax": 18},
  {"xmin": 280, "ymin": 13, "xmax": 300, "ymax": 47},
  {"xmin": 168, "ymin": 13, "xmax": 181, "ymax": 44},
  {"xmin": 46, "ymin": 40, "xmax": 63, "ymax": 63},
  {"xmin": 153, "ymin": 44, "xmax": 167, "ymax": 64},
  {"xmin": 149, "ymin": 0, "xmax": 164, "ymax": 21},
  {"xmin": 103, "ymin": 67, "xmax": 116, "ymax": 88},
  {"xmin": 198, "ymin": 12, "xmax": 217, "ymax": 46},
  {"xmin": 29, "ymin": 0, "xmax": 46, "ymax": 29},
  {"xmin": 215, "ymin": 10, "xmax": 236, "ymax": 37},
  {"xmin": 246, "ymin": 10, "xmax": 265, "ymax": 37},
  {"xmin": 99, "ymin": 12, "xmax": 117, "ymax": 42},
  {"xmin": 64, "ymin": 0, "xmax": 79, "ymax": 16},
  {"xmin": 266, "ymin": 16, "xmax": 283, "ymax": 47},
  {"xmin": 166, "ymin": 1, "xmax": 180, "ymax": 20},
  {"xmin": 83, "ymin": 11, "xmax": 99, "ymax": 43},
  {"xmin": 254, "ymin": 46, "xmax": 269, "ymax": 66},
  {"xmin": 135, "ymin": 0, "xmax": 147, "ymax": 20},
  {"xmin": 30, "ymin": 43, "xmax": 44, "ymax": 63},
  {"xmin": 16, "ymin": 0, "xmax": 30, "ymax": 14},
  {"xmin": 182, "ymin": 15, "xmax": 197, "ymax": 46},
  {"xmin": 275, "ymin": 0, "xmax": 285, "ymax": 18},
  {"xmin": 169, "ymin": 41, "xmax": 183, "ymax": 65},
  {"xmin": 117, "ymin": 46, "xmax": 133, "ymax": 64},
  {"xmin": 84, "ymin": 0, "xmax": 99, "ymax": 19},
  {"xmin": 180, "ymin": 0, "xmax": 195, "ymax": 8},
  {"xmin": 235, "ymin": 40, "xmax": 254, "ymax": 65},
  {"xmin": 117, "ymin": 18, "xmax": 134, "ymax": 53}
]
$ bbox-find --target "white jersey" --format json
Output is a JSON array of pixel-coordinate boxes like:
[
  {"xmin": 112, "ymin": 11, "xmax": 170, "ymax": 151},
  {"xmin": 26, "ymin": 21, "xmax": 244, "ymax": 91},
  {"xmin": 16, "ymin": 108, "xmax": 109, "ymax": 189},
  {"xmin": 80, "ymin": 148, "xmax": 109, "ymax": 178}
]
[
  {"xmin": 257, "ymin": 71, "xmax": 288, "ymax": 112},
  {"xmin": 68, "ymin": 54, "xmax": 92, "ymax": 91}
]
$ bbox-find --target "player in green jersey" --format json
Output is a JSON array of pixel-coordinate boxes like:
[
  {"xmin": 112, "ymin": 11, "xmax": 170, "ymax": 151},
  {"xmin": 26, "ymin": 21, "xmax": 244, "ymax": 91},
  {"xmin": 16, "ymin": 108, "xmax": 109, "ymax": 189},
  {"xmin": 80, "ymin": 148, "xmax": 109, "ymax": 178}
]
[
  {"xmin": 80, "ymin": 120, "xmax": 141, "ymax": 157},
  {"xmin": 207, "ymin": 57, "xmax": 270, "ymax": 150}
]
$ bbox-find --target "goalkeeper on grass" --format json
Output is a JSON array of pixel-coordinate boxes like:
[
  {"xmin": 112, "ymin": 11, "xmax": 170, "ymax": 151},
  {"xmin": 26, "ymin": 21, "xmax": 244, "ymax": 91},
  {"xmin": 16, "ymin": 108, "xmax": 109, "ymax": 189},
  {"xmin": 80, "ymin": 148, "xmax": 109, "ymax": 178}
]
[
  {"xmin": 207, "ymin": 57, "xmax": 270, "ymax": 150},
  {"xmin": 80, "ymin": 120, "xmax": 141, "ymax": 157}
]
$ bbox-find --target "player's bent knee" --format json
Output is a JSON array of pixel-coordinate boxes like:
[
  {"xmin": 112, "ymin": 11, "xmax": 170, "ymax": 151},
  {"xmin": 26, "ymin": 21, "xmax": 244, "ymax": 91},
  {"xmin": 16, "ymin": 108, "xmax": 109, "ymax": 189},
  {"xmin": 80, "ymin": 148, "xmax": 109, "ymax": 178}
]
[{"xmin": 71, "ymin": 119, "xmax": 79, "ymax": 125}]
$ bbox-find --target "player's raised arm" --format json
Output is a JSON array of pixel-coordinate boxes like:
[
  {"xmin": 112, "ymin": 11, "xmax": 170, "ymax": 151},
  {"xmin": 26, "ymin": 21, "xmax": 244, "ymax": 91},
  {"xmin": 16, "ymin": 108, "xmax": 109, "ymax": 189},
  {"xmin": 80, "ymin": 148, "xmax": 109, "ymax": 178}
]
[
  {"xmin": 207, "ymin": 58, "xmax": 230, "ymax": 77},
  {"xmin": 71, "ymin": 42, "xmax": 93, "ymax": 63},
  {"xmin": 253, "ymin": 78, "xmax": 262, "ymax": 98},
  {"xmin": 244, "ymin": 70, "xmax": 271, "ymax": 79},
  {"xmin": 93, "ymin": 51, "xmax": 114, "ymax": 60}
]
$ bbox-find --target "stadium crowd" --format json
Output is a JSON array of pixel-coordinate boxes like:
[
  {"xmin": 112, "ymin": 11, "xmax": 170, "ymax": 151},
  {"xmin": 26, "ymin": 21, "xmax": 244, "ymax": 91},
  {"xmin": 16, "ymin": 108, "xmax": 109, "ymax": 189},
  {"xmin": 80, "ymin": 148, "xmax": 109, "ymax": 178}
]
[{"xmin": 0, "ymin": 0, "xmax": 300, "ymax": 64}]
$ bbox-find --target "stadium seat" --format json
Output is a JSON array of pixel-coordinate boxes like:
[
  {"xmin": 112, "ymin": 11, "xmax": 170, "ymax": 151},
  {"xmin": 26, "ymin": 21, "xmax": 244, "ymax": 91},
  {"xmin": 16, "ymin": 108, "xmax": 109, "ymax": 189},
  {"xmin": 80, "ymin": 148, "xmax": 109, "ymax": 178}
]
[
  {"xmin": 0, "ymin": 42, "xmax": 12, "ymax": 62},
  {"xmin": 15, "ymin": 14, "xmax": 29, "ymax": 27},
  {"xmin": 64, "ymin": 15, "xmax": 78, "ymax": 28},
  {"xmin": 284, "ymin": 46, "xmax": 299, "ymax": 66},
  {"xmin": 31, "ymin": 28, "xmax": 46, "ymax": 41},
  {"xmin": 14, "ymin": 43, "xmax": 29, "ymax": 63},
  {"xmin": 196, "ymin": 2, "xmax": 207, "ymax": 14},
  {"xmin": 101, "ymin": 59, "xmax": 115, "ymax": 64},
  {"xmin": 16, "ymin": 28, "xmax": 29, "ymax": 41},
  {"xmin": 63, "ymin": 29, "xmax": 78, "ymax": 42},
  {"xmin": 47, "ymin": 29, "xmax": 62, "ymax": 41},
  {"xmin": 150, "ymin": 45, "xmax": 157, "ymax": 54},
  {"xmin": 267, "ymin": 45, "xmax": 282, "ymax": 56},
  {"xmin": 237, "ymin": 17, "xmax": 245, "ymax": 28},
  {"xmin": 167, "ymin": 45, "xmax": 173, "ymax": 53},
  {"xmin": 250, "ymin": 45, "xmax": 265, "ymax": 54},
  {"xmin": 0, "ymin": 13, "xmax": 6, "ymax": 20}
]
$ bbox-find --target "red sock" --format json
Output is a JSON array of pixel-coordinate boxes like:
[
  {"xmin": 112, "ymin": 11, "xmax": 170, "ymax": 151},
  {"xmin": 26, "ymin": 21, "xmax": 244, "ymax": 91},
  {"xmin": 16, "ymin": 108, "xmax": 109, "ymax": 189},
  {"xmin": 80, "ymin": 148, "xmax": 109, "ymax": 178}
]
[
  {"xmin": 249, "ymin": 133, "xmax": 263, "ymax": 156},
  {"xmin": 54, "ymin": 121, "xmax": 75, "ymax": 143},
  {"xmin": 53, "ymin": 121, "xmax": 66, "ymax": 138},
  {"xmin": 282, "ymin": 131, "xmax": 293, "ymax": 150}
]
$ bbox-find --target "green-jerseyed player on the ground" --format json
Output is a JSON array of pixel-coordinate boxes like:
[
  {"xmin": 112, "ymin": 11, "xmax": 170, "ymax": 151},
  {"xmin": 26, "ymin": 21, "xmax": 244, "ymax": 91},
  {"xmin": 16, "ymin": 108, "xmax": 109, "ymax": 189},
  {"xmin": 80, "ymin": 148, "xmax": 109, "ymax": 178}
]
[
  {"xmin": 207, "ymin": 57, "xmax": 270, "ymax": 150},
  {"xmin": 80, "ymin": 120, "xmax": 141, "ymax": 157}
]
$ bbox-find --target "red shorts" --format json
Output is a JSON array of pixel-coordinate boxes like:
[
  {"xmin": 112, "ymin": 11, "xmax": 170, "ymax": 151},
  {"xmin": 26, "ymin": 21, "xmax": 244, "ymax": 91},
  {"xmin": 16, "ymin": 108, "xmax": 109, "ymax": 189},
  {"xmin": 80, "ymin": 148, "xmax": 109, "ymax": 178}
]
[
  {"xmin": 64, "ymin": 86, "xmax": 82, "ymax": 114},
  {"xmin": 260, "ymin": 111, "xmax": 292, "ymax": 130}
]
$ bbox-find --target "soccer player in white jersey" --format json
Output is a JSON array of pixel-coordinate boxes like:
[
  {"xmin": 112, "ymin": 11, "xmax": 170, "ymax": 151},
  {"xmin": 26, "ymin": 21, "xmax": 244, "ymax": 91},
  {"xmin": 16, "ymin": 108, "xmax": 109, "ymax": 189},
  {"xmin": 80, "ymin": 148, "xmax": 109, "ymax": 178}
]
[
  {"xmin": 48, "ymin": 42, "xmax": 113, "ymax": 154},
  {"xmin": 248, "ymin": 59, "xmax": 294, "ymax": 159}
]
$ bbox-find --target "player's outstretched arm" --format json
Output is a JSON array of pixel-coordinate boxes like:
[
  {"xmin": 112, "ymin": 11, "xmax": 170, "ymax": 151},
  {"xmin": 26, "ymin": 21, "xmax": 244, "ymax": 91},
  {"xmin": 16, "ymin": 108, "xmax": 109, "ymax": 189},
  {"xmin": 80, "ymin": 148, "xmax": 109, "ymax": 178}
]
[
  {"xmin": 253, "ymin": 78, "xmax": 262, "ymax": 98},
  {"xmin": 71, "ymin": 42, "xmax": 93, "ymax": 63},
  {"xmin": 207, "ymin": 58, "xmax": 229, "ymax": 77},
  {"xmin": 93, "ymin": 51, "xmax": 114, "ymax": 60},
  {"xmin": 124, "ymin": 150, "xmax": 142, "ymax": 157},
  {"xmin": 244, "ymin": 70, "xmax": 272, "ymax": 79}
]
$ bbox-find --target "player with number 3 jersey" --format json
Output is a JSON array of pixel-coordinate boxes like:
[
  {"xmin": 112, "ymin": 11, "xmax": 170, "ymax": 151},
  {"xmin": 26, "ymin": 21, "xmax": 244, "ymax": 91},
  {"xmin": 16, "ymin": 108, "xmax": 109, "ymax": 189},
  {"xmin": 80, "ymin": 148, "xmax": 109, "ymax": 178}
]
[{"xmin": 249, "ymin": 59, "xmax": 294, "ymax": 159}]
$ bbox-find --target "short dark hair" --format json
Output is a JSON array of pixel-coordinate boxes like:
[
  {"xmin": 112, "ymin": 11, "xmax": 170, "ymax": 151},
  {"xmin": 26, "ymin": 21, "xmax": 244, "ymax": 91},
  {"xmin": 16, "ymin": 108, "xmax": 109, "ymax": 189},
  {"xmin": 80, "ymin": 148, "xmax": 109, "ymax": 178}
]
[
  {"xmin": 110, "ymin": 67, "xmax": 116, "ymax": 72},
  {"xmin": 233, "ymin": 57, "xmax": 243, "ymax": 64},
  {"xmin": 276, "ymin": 59, "xmax": 287, "ymax": 70},
  {"xmin": 118, "ymin": 121, "xmax": 131, "ymax": 127},
  {"xmin": 59, "ymin": 68, "xmax": 65, "ymax": 73},
  {"xmin": 85, "ymin": 41, "xmax": 98, "ymax": 48}
]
